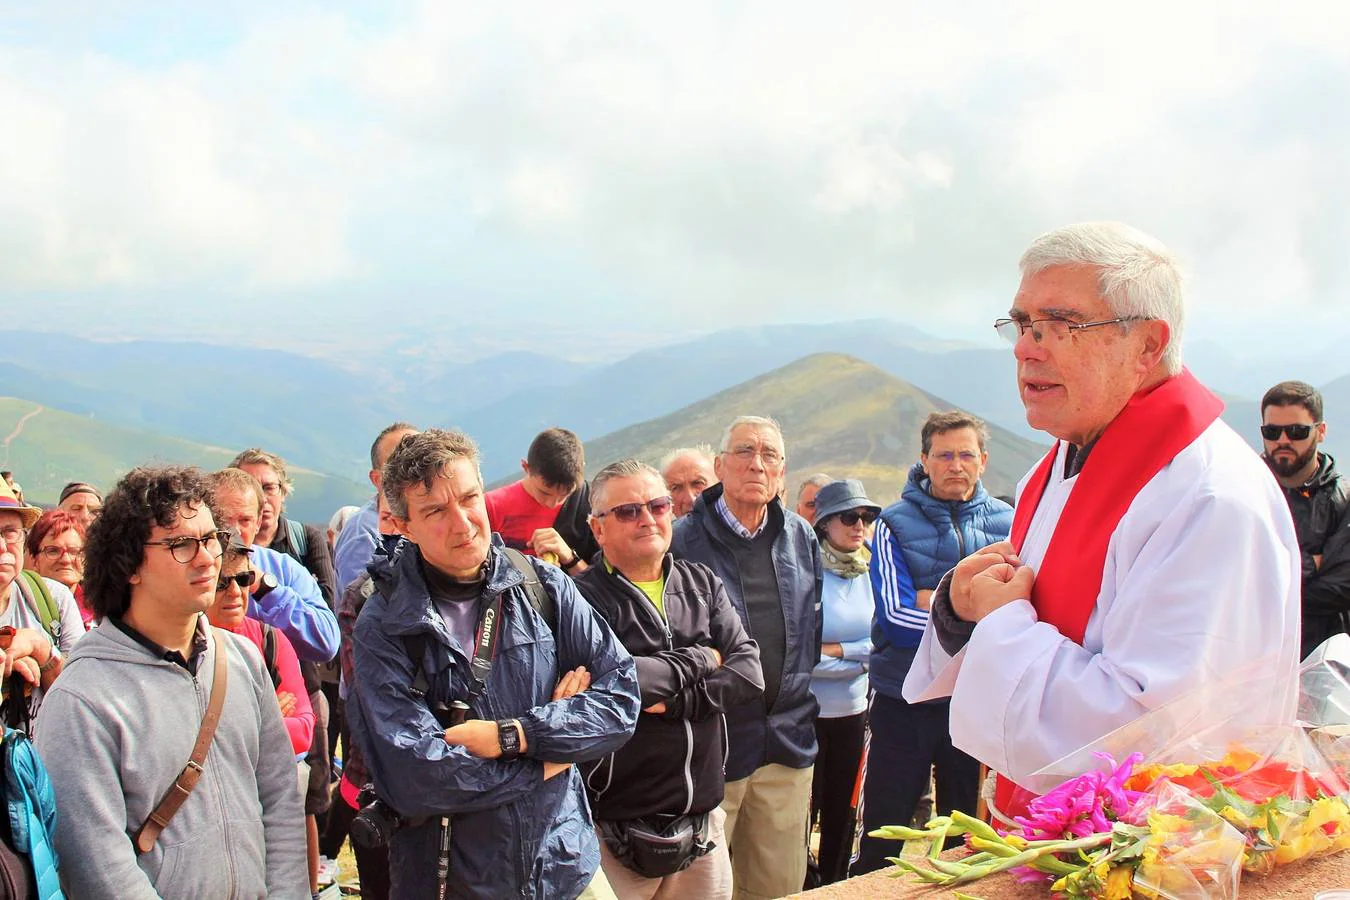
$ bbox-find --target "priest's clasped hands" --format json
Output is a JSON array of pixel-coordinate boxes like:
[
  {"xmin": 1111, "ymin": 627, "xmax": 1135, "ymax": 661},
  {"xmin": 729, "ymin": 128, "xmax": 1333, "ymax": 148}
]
[{"xmin": 950, "ymin": 540, "xmax": 1036, "ymax": 623}]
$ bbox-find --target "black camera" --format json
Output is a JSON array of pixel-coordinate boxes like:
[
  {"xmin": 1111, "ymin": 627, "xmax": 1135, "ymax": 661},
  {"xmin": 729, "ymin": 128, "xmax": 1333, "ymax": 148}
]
[
  {"xmin": 350, "ymin": 784, "xmax": 407, "ymax": 850},
  {"xmin": 350, "ymin": 701, "xmax": 473, "ymax": 849}
]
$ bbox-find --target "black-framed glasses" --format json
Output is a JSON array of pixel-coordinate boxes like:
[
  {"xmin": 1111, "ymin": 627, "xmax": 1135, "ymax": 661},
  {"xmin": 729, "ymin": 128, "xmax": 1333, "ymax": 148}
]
[
  {"xmin": 145, "ymin": 530, "xmax": 227, "ymax": 564},
  {"xmin": 1261, "ymin": 423, "xmax": 1317, "ymax": 442},
  {"xmin": 37, "ymin": 546, "xmax": 84, "ymax": 562},
  {"xmin": 993, "ymin": 316, "xmax": 1149, "ymax": 345},
  {"xmin": 216, "ymin": 570, "xmax": 257, "ymax": 592},
  {"xmin": 836, "ymin": 510, "xmax": 878, "ymax": 527},
  {"xmin": 596, "ymin": 496, "xmax": 675, "ymax": 524}
]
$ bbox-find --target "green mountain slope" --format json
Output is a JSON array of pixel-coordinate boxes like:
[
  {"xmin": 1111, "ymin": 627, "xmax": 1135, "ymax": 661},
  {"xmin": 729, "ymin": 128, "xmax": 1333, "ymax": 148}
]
[
  {"xmin": 0, "ymin": 398, "xmax": 368, "ymax": 523},
  {"xmin": 582, "ymin": 353, "xmax": 1048, "ymax": 505}
]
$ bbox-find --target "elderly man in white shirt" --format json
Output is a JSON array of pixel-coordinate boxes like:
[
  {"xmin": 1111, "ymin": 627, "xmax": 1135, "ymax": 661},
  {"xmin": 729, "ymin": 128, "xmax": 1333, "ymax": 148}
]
[{"xmin": 904, "ymin": 222, "xmax": 1301, "ymax": 822}]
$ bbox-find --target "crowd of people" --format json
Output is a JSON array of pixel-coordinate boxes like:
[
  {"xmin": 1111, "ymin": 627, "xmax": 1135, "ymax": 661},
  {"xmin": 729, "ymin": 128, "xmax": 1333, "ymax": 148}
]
[{"xmin": 0, "ymin": 221, "xmax": 1332, "ymax": 899}]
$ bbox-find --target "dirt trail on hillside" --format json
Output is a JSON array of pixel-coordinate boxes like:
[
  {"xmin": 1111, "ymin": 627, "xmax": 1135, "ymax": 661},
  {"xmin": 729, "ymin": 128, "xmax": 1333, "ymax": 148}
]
[{"xmin": 2, "ymin": 406, "xmax": 44, "ymax": 461}]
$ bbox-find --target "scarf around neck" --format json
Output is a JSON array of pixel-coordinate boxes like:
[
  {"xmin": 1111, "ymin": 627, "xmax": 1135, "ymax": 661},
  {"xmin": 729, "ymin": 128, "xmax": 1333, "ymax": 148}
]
[{"xmin": 820, "ymin": 539, "xmax": 871, "ymax": 579}]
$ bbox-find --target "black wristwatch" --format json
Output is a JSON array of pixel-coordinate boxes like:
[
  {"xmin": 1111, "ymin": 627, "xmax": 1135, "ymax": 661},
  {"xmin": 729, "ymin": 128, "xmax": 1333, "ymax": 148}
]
[
  {"xmin": 254, "ymin": 572, "xmax": 279, "ymax": 600},
  {"xmin": 561, "ymin": 552, "xmax": 583, "ymax": 571},
  {"xmin": 497, "ymin": 720, "xmax": 522, "ymax": 760}
]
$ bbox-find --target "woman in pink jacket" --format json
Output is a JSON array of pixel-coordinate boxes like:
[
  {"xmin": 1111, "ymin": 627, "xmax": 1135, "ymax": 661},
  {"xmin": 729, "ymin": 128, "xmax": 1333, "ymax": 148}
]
[{"xmin": 208, "ymin": 538, "xmax": 315, "ymax": 756}]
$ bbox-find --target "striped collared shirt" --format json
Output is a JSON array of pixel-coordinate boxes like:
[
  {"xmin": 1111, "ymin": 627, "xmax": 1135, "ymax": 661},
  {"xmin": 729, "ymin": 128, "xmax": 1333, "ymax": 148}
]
[{"xmin": 715, "ymin": 495, "xmax": 768, "ymax": 540}]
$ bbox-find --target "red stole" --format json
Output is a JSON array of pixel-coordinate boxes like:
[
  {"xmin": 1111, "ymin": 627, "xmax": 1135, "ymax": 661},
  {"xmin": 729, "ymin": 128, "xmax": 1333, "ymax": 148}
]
[{"xmin": 993, "ymin": 369, "xmax": 1223, "ymax": 821}]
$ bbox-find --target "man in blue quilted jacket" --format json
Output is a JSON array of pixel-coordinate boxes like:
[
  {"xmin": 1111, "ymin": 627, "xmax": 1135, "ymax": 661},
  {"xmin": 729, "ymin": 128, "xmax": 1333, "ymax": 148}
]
[{"xmin": 852, "ymin": 412, "xmax": 1013, "ymax": 875}]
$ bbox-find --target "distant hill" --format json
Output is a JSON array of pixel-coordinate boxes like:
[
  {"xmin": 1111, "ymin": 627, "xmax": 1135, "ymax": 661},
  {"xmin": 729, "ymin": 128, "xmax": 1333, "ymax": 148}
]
[
  {"xmin": 581, "ymin": 353, "xmax": 1048, "ymax": 505},
  {"xmin": 0, "ymin": 398, "xmax": 368, "ymax": 523}
]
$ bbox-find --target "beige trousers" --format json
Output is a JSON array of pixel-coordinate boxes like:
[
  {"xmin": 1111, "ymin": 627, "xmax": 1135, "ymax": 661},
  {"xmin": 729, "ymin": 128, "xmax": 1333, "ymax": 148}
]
[
  {"xmin": 596, "ymin": 806, "xmax": 732, "ymax": 900},
  {"xmin": 576, "ymin": 864, "xmax": 618, "ymax": 900},
  {"xmin": 721, "ymin": 764, "xmax": 814, "ymax": 900}
]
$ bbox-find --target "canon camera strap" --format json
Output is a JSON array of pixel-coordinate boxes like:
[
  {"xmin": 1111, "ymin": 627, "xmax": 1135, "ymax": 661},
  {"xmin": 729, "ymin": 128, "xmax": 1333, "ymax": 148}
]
[{"xmin": 465, "ymin": 593, "xmax": 504, "ymax": 705}]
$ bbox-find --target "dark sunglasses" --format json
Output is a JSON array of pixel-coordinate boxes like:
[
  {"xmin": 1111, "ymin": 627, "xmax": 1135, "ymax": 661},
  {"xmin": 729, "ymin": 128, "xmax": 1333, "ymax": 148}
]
[
  {"xmin": 216, "ymin": 570, "xmax": 258, "ymax": 592},
  {"xmin": 1261, "ymin": 423, "xmax": 1317, "ymax": 441},
  {"xmin": 596, "ymin": 496, "xmax": 675, "ymax": 523},
  {"xmin": 836, "ymin": 510, "xmax": 878, "ymax": 527}
]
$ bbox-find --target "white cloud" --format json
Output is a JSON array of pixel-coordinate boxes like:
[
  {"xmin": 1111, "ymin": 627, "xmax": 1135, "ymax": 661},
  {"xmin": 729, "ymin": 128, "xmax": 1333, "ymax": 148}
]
[{"xmin": 1, "ymin": 0, "xmax": 1348, "ymax": 351}]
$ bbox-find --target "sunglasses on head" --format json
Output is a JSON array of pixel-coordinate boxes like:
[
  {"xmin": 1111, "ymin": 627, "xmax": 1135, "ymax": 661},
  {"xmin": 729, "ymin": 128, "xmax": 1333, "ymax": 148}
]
[
  {"xmin": 1261, "ymin": 423, "xmax": 1317, "ymax": 441},
  {"xmin": 596, "ymin": 496, "xmax": 674, "ymax": 523},
  {"xmin": 216, "ymin": 570, "xmax": 257, "ymax": 592},
  {"xmin": 836, "ymin": 510, "xmax": 878, "ymax": 527}
]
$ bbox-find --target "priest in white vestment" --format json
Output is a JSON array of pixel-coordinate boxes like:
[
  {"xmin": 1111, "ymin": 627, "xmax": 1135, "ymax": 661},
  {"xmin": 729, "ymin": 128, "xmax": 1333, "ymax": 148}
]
[{"xmin": 903, "ymin": 222, "xmax": 1301, "ymax": 817}]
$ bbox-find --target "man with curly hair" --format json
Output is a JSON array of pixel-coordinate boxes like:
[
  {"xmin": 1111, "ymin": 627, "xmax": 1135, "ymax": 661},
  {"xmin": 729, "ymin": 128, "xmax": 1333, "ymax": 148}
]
[{"xmin": 34, "ymin": 465, "xmax": 309, "ymax": 898}]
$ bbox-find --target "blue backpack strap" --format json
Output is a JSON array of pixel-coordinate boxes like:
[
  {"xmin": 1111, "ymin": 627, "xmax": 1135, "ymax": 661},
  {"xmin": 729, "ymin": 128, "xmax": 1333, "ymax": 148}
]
[{"xmin": 285, "ymin": 518, "xmax": 308, "ymax": 560}]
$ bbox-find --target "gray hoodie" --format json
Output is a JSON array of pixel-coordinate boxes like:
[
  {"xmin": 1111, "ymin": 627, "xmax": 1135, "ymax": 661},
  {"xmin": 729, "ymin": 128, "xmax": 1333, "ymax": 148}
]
[{"xmin": 34, "ymin": 617, "xmax": 308, "ymax": 899}]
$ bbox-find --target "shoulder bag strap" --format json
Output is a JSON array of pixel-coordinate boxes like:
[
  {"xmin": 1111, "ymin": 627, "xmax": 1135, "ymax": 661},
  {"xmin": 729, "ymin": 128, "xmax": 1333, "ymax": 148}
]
[{"xmin": 133, "ymin": 627, "xmax": 229, "ymax": 854}]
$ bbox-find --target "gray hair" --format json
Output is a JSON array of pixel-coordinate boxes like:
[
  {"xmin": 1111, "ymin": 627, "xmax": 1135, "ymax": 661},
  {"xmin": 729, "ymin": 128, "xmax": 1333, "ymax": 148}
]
[
  {"xmin": 591, "ymin": 458, "xmax": 664, "ymax": 511},
  {"xmin": 328, "ymin": 505, "xmax": 361, "ymax": 537},
  {"xmin": 657, "ymin": 444, "xmax": 715, "ymax": 476},
  {"xmin": 796, "ymin": 473, "xmax": 832, "ymax": 501},
  {"xmin": 381, "ymin": 428, "xmax": 482, "ymax": 519},
  {"xmin": 718, "ymin": 416, "xmax": 786, "ymax": 456},
  {"xmin": 1019, "ymin": 222, "xmax": 1185, "ymax": 374}
]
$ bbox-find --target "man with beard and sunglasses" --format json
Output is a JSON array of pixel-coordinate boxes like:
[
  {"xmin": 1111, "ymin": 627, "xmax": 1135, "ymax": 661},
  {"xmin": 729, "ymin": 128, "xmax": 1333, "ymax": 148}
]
[
  {"xmin": 852, "ymin": 411, "xmax": 1012, "ymax": 875},
  {"xmin": 1261, "ymin": 381, "xmax": 1350, "ymax": 658}
]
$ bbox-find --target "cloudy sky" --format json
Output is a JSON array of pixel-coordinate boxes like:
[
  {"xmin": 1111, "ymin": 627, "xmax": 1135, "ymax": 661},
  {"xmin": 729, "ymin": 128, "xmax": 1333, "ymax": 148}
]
[{"xmin": 1, "ymin": 1, "xmax": 1347, "ymax": 361}]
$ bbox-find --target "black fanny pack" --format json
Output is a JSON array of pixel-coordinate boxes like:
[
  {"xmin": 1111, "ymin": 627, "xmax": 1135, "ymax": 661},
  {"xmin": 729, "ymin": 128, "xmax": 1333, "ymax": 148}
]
[{"xmin": 597, "ymin": 812, "xmax": 713, "ymax": 878}]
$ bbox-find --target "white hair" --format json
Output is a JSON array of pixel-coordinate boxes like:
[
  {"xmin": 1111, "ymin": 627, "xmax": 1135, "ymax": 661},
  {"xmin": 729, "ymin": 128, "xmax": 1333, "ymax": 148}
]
[
  {"xmin": 657, "ymin": 444, "xmax": 715, "ymax": 476},
  {"xmin": 718, "ymin": 416, "xmax": 785, "ymax": 456},
  {"xmin": 328, "ymin": 504, "xmax": 361, "ymax": 537},
  {"xmin": 1019, "ymin": 222, "xmax": 1185, "ymax": 374}
]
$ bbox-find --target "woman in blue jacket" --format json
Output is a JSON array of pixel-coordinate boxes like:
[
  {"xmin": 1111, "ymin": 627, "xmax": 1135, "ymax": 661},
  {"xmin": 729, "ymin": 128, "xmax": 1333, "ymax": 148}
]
[{"xmin": 807, "ymin": 479, "xmax": 878, "ymax": 885}]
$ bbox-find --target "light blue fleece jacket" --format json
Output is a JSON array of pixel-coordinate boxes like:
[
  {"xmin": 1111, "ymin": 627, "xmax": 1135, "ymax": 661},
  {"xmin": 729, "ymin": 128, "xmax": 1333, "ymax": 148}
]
[
  {"xmin": 809, "ymin": 568, "xmax": 874, "ymax": 718},
  {"xmin": 248, "ymin": 545, "xmax": 340, "ymax": 662},
  {"xmin": 333, "ymin": 496, "xmax": 379, "ymax": 595}
]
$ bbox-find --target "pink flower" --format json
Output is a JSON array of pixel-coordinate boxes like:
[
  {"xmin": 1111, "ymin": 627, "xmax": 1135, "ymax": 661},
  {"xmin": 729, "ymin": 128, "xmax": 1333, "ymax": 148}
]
[{"xmin": 1012, "ymin": 753, "xmax": 1146, "ymax": 842}]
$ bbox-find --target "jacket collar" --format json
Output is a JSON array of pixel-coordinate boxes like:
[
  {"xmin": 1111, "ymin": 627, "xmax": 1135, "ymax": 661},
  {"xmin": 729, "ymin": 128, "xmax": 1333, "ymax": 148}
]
[
  {"xmin": 371, "ymin": 534, "xmax": 527, "ymax": 636},
  {"xmin": 902, "ymin": 462, "xmax": 991, "ymax": 517},
  {"xmin": 689, "ymin": 482, "xmax": 786, "ymax": 543}
]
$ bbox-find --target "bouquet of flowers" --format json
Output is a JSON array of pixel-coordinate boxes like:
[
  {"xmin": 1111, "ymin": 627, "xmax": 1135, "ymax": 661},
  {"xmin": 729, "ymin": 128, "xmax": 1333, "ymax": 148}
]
[{"xmin": 873, "ymin": 639, "xmax": 1350, "ymax": 899}]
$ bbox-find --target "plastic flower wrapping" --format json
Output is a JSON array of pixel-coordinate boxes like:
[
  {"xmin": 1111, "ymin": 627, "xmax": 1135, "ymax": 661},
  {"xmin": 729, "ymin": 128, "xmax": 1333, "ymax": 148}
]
[{"xmin": 871, "ymin": 637, "xmax": 1350, "ymax": 898}]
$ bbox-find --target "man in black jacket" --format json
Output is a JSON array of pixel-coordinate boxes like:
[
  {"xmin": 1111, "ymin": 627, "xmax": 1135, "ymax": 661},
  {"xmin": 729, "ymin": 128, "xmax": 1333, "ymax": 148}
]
[
  {"xmin": 576, "ymin": 459, "xmax": 763, "ymax": 899},
  {"xmin": 1261, "ymin": 381, "xmax": 1350, "ymax": 658}
]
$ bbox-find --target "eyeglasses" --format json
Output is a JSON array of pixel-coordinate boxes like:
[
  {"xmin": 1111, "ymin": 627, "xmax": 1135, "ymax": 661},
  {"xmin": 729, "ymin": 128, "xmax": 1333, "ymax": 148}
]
[
  {"xmin": 1261, "ymin": 423, "xmax": 1317, "ymax": 441},
  {"xmin": 216, "ymin": 570, "xmax": 257, "ymax": 592},
  {"xmin": 258, "ymin": 482, "xmax": 285, "ymax": 497},
  {"xmin": 145, "ymin": 531, "xmax": 227, "ymax": 564},
  {"xmin": 928, "ymin": 450, "xmax": 980, "ymax": 464},
  {"xmin": 595, "ymin": 496, "xmax": 675, "ymax": 523},
  {"xmin": 727, "ymin": 445, "xmax": 784, "ymax": 467},
  {"xmin": 37, "ymin": 546, "xmax": 83, "ymax": 562},
  {"xmin": 0, "ymin": 526, "xmax": 26, "ymax": 546},
  {"xmin": 836, "ymin": 510, "xmax": 878, "ymax": 527},
  {"xmin": 993, "ymin": 316, "xmax": 1149, "ymax": 345}
]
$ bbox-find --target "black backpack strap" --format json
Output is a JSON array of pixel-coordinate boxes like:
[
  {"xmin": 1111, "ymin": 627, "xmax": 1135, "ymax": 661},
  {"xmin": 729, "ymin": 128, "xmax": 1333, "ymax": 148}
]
[
  {"xmin": 261, "ymin": 624, "xmax": 283, "ymax": 690},
  {"xmin": 404, "ymin": 633, "xmax": 431, "ymax": 699},
  {"xmin": 502, "ymin": 548, "xmax": 555, "ymax": 635}
]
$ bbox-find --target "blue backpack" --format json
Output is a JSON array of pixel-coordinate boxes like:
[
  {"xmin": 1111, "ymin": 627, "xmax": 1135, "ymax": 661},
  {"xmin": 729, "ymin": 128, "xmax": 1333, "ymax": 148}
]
[{"xmin": 0, "ymin": 726, "xmax": 62, "ymax": 899}]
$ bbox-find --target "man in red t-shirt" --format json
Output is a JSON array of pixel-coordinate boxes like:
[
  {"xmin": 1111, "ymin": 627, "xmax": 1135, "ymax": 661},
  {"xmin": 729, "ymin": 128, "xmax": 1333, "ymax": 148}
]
[{"xmin": 485, "ymin": 427, "xmax": 594, "ymax": 574}]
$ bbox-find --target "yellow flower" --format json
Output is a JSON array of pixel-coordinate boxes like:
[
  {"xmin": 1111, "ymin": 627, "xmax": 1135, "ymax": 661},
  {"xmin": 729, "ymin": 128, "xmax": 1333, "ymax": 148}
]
[{"xmin": 1104, "ymin": 865, "xmax": 1134, "ymax": 900}]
